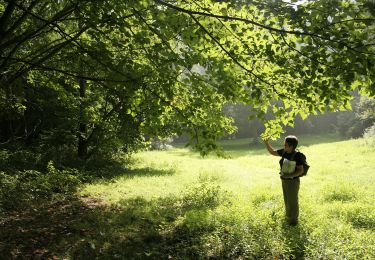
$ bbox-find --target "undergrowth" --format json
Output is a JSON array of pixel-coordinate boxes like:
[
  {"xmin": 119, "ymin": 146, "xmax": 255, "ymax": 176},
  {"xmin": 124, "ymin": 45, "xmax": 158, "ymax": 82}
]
[{"xmin": 1, "ymin": 135, "xmax": 375, "ymax": 259}]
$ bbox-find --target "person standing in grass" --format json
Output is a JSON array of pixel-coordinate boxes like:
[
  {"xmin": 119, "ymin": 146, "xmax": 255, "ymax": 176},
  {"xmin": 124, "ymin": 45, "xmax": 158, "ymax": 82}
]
[{"xmin": 264, "ymin": 135, "xmax": 305, "ymax": 226}]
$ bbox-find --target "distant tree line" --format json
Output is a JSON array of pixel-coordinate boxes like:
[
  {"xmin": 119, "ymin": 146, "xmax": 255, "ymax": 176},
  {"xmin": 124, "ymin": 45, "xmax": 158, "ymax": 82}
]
[{"xmin": 223, "ymin": 93, "xmax": 375, "ymax": 140}]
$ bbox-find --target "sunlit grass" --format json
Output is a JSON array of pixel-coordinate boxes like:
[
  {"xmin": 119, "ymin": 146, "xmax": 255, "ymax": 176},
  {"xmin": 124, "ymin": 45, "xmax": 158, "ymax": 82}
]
[{"xmin": 80, "ymin": 134, "xmax": 375, "ymax": 259}]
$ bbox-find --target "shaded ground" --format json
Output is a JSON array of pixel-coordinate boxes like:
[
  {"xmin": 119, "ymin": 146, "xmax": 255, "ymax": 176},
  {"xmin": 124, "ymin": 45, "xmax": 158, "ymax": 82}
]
[
  {"xmin": 0, "ymin": 196, "xmax": 102, "ymax": 259},
  {"xmin": 0, "ymin": 188, "xmax": 225, "ymax": 259},
  {"xmin": 0, "ymin": 189, "xmax": 310, "ymax": 259},
  {"xmin": 2, "ymin": 134, "xmax": 370, "ymax": 259}
]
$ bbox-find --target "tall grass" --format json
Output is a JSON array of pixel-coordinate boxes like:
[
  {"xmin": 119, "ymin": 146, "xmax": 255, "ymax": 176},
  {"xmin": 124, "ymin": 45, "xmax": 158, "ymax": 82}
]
[{"xmin": 76, "ymin": 135, "xmax": 375, "ymax": 258}]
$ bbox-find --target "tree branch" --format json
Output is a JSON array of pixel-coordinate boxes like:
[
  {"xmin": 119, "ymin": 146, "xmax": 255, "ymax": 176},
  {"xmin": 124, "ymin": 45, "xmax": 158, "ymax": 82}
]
[
  {"xmin": 189, "ymin": 14, "xmax": 286, "ymax": 98},
  {"xmin": 0, "ymin": 2, "xmax": 76, "ymax": 49},
  {"xmin": 156, "ymin": 0, "xmax": 375, "ymax": 56},
  {"xmin": 1, "ymin": 0, "xmax": 43, "ymax": 41},
  {"xmin": 0, "ymin": 56, "xmax": 151, "ymax": 84},
  {"xmin": 0, "ymin": 1, "xmax": 16, "ymax": 38},
  {"xmin": 5, "ymin": 26, "xmax": 88, "ymax": 84},
  {"xmin": 314, "ymin": 18, "xmax": 375, "ymax": 34},
  {"xmin": 155, "ymin": 0, "xmax": 327, "ymax": 38}
]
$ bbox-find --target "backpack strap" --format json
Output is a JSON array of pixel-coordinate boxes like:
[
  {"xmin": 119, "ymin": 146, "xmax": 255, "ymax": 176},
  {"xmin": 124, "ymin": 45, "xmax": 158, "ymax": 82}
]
[
  {"xmin": 290, "ymin": 151, "xmax": 297, "ymax": 161},
  {"xmin": 283, "ymin": 150, "xmax": 297, "ymax": 161}
]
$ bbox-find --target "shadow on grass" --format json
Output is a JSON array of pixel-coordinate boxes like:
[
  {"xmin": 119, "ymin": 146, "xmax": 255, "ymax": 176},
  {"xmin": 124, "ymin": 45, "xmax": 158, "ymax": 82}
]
[
  {"xmin": 1, "ymin": 182, "xmax": 317, "ymax": 259},
  {"xmin": 122, "ymin": 167, "xmax": 176, "ymax": 178},
  {"xmin": 281, "ymin": 223, "xmax": 308, "ymax": 259},
  {"xmin": 0, "ymin": 196, "xmax": 95, "ymax": 259},
  {"xmin": 83, "ymin": 162, "xmax": 177, "ymax": 184},
  {"xmin": 0, "ymin": 183, "xmax": 224, "ymax": 259}
]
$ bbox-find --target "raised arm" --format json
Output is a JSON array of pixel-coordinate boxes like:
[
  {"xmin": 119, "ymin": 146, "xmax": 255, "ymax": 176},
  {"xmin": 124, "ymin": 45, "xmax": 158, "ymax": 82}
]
[{"xmin": 264, "ymin": 139, "xmax": 279, "ymax": 156}]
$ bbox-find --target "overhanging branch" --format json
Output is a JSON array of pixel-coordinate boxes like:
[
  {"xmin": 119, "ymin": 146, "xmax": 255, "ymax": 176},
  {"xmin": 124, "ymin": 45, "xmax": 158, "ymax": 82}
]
[
  {"xmin": 155, "ymin": 0, "xmax": 375, "ymax": 56},
  {"xmin": 189, "ymin": 14, "xmax": 286, "ymax": 99}
]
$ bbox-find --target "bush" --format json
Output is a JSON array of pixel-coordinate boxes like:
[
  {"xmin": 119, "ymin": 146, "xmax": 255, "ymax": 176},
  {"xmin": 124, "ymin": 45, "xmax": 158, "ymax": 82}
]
[
  {"xmin": 150, "ymin": 137, "xmax": 174, "ymax": 151},
  {"xmin": 182, "ymin": 182, "xmax": 223, "ymax": 210},
  {"xmin": 362, "ymin": 124, "xmax": 375, "ymax": 147},
  {"xmin": 0, "ymin": 161, "xmax": 83, "ymax": 211},
  {"xmin": 363, "ymin": 123, "xmax": 375, "ymax": 139},
  {"xmin": 0, "ymin": 148, "xmax": 42, "ymax": 171}
]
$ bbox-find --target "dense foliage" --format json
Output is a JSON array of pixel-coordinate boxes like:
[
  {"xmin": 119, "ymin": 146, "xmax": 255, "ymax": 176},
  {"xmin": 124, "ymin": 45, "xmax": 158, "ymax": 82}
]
[{"xmin": 0, "ymin": 0, "xmax": 374, "ymax": 160}]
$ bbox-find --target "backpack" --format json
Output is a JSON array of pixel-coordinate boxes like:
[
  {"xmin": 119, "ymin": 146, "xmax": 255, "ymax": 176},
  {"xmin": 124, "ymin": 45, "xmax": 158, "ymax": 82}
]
[
  {"xmin": 282, "ymin": 150, "xmax": 310, "ymax": 176},
  {"xmin": 298, "ymin": 151, "xmax": 310, "ymax": 176}
]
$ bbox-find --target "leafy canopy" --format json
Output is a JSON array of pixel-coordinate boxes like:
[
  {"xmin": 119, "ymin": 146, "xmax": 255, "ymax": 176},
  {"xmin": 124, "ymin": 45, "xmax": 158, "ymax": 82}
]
[{"xmin": 0, "ymin": 0, "xmax": 374, "ymax": 157}]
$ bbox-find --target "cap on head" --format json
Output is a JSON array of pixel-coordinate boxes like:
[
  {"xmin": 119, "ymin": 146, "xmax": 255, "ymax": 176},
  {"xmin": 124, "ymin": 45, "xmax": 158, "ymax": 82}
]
[{"xmin": 285, "ymin": 135, "xmax": 298, "ymax": 150}]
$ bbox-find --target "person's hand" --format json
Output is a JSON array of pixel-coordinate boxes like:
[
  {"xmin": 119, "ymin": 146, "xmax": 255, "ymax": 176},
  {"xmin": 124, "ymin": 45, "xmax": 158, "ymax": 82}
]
[
  {"xmin": 285, "ymin": 172, "xmax": 297, "ymax": 179},
  {"xmin": 280, "ymin": 172, "xmax": 293, "ymax": 179},
  {"xmin": 261, "ymin": 132, "xmax": 278, "ymax": 141},
  {"xmin": 261, "ymin": 133, "xmax": 270, "ymax": 141}
]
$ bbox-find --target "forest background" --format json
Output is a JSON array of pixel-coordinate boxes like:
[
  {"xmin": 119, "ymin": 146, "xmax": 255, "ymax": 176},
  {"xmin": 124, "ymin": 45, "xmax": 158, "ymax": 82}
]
[{"xmin": 0, "ymin": 0, "xmax": 375, "ymax": 258}]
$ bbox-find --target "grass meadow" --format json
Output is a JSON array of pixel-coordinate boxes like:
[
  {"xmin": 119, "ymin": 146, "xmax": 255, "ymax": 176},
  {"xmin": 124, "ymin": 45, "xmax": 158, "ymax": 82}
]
[
  {"xmin": 1, "ymin": 134, "xmax": 374, "ymax": 259},
  {"xmin": 76, "ymin": 134, "xmax": 375, "ymax": 259}
]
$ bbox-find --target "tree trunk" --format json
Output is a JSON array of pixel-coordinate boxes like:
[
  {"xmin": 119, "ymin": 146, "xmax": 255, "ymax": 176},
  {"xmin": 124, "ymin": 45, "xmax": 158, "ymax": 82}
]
[{"xmin": 77, "ymin": 77, "xmax": 87, "ymax": 160}]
